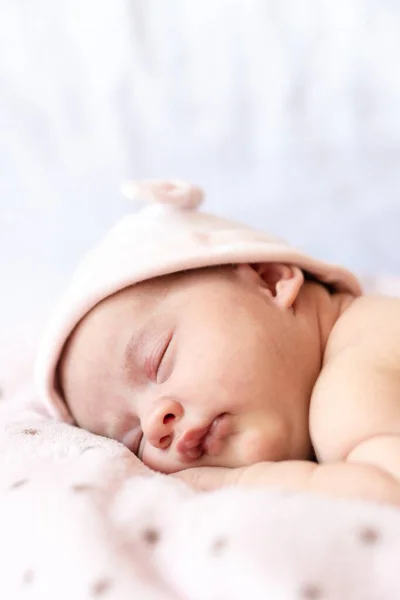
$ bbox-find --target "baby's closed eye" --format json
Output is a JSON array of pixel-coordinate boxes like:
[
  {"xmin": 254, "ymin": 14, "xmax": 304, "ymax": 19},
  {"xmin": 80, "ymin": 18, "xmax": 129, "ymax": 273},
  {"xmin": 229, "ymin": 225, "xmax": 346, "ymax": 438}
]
[{"xmin": 149, "ymin": 331, "xmax": 175, "ymax": 384}]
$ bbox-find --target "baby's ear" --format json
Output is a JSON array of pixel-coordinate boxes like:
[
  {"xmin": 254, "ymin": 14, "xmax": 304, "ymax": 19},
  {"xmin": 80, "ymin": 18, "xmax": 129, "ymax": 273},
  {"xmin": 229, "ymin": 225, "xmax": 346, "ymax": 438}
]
[{"xmin": 252, "ymin": 263, "xmax": 304, "ymax": 309}]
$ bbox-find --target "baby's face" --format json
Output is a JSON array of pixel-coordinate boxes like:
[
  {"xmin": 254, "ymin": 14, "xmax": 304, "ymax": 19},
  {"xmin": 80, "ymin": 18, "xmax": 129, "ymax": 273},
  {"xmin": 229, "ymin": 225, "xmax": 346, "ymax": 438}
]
[{"xmin": 59, "ymin": 265, "xmax": 317, "ymax": 473}]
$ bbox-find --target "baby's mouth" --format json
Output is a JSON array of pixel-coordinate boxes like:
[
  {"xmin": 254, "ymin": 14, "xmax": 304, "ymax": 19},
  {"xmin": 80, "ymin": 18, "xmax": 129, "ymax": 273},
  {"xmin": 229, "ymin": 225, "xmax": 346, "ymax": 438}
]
[{"xmin": 175, "ymin": 413, "xmax": 230, "ymax": 462}]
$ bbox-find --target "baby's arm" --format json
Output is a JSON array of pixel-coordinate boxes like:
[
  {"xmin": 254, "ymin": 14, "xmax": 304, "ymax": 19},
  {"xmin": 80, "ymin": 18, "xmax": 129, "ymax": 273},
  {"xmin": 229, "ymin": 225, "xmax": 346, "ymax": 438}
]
[
  {"xmin": 175, "ymin": 459, "xmax": 400, "ymax": 506},
  {"xmin": 346, "ymin": 435, "xmax": 400, "ymax": 477}
]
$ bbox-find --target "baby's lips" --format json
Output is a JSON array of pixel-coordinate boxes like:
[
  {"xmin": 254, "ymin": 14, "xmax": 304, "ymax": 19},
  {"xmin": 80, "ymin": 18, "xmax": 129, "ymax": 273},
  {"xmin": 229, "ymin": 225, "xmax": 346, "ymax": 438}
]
[
  {"xmin": 176, "ymin": 425, "xmax": 210, "ymax": 453},
  {"xmin": 121, "ymin": 179, "xmax": 204, "ymax": 210}
]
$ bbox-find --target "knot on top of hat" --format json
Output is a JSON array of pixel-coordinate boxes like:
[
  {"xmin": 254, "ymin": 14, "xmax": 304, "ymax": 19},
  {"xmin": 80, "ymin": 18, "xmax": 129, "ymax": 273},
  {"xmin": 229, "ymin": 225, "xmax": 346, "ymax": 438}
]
[{"xmin": 121, "ymin": 179, "xmax": 204, "ymax": 210}]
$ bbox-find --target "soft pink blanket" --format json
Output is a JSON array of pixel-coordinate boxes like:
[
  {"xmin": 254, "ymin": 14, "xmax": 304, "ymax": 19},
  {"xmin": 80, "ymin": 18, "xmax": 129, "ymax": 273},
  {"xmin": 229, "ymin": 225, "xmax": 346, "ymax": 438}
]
[{"xmin": 1, "ymin": 278, "xmax": 400, "ymax": 599}]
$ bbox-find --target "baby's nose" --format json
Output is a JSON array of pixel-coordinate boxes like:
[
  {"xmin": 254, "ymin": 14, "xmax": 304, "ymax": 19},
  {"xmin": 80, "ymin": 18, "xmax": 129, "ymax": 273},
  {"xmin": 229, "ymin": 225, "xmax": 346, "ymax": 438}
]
[{"xmin": 144, "ymin": 398, "xmax": 183, "ymax": 449}]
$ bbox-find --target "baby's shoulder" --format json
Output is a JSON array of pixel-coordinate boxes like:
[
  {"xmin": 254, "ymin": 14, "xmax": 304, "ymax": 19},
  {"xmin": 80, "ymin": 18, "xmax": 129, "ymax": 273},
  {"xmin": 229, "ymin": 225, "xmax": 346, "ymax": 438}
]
[
  {"xmin": 310, "ymin": 294, "xmax": 400, "ymax": 461},
  {"xmin": 325, "ymin": 294, "xmax": 400, "ymax": 365}
]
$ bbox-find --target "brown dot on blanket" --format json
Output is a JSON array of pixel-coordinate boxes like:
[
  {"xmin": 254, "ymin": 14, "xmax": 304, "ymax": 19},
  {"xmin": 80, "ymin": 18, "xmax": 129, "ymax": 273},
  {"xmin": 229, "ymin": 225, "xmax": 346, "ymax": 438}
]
[
  {"xmin": 71, "ymin": 483, "xmax": 94, "ymax": 493},
  {"xmin": 22, "ymin": 428, "xmax": 39, "ymax": 436},
  {"xmin": 300, "ymin": 583, "xmax": 323, "ymax": 599},
  {"xmin": 22, "ymin": 569, "xmax": 34, "ymax": 585},
  {"xmin": 91, "ymin": 578, "xmax": 112, "ymax": 597},
  {"xmin": 0, "ymin": 386, "xmax": 3, "ymax": 400},
  {"xmin": 359, "ymin": 526, "xmax": 381, "ymax": 545},
  {"xmin": 211, "ymin": 537, "xmax": 227, "ymax": 555},
  {"xmin": 142, "ymin": 527, "xmax": 160, "ymax": 545},
  {"xmin": 9, "ymin": 479, "xmax": 29, "ymax": 490}
]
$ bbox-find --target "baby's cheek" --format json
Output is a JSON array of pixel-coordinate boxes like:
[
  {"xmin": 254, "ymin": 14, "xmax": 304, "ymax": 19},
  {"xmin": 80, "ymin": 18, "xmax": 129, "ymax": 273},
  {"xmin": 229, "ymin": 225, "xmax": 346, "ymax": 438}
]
[{"xmin": 240, "ymin": 421, "xmax": 288, "ymax": 464}]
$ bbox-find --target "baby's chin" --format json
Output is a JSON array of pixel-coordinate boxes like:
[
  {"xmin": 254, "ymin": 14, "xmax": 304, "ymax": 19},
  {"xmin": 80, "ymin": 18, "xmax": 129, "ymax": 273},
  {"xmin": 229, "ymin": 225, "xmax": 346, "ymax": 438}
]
[
  {"xmin": 140, "ymin": 448, "xmax": 239, "ymax": 474},
  {"xmin": 141, "ymin": 453, "xmax": 226, "ymax": 474},
  {"xmin": 146, "ymin": 455, "xmax": 268, "ymax": 475}
]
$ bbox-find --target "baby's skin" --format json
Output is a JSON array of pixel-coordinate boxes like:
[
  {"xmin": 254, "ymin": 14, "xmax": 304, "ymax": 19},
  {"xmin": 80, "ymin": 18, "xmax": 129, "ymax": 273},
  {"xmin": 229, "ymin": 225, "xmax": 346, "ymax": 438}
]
[{"xmin": 59, "ymin": 263, "xmax": 400, "ymax": 506}]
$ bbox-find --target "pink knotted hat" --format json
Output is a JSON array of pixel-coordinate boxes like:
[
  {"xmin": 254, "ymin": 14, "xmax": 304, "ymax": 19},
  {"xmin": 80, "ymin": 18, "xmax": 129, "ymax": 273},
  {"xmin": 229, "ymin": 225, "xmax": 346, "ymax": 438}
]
[{"xmin": 35, "ymin": 179, "xmax": 363, "ymax": 422}]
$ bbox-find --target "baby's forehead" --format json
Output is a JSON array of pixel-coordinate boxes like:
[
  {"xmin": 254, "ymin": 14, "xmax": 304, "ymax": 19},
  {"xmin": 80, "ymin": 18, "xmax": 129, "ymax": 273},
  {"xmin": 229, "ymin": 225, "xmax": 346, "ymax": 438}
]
[
  {"xmin": 70, "ymin": 274, "xmax": 176, "ymax": 342},
  {"xmin": 100, "ymin": 265, "xmax": 230, "ymax": 306},
  {"xmin": 92, "ymin": 276, "xmax": 169, "ymax": 313}
]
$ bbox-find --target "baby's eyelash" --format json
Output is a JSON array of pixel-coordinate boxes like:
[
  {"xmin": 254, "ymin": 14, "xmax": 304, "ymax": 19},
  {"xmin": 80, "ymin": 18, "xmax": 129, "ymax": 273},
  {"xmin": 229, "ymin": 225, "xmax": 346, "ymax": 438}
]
[
  {"xmin": 144, "ymin": 333, "xmax": 172, "ymax": 381},
  {"xmin": 157, "ymin": 337, "xmax": 172, "ymax": 374}
]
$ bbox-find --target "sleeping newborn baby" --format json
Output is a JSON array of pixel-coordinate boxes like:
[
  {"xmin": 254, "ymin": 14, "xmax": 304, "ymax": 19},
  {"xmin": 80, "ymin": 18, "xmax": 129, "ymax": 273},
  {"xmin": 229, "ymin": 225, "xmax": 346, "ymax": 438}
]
[{"xmin": 35, "ymin": 180, "xmax": 400, "ymax": 505}]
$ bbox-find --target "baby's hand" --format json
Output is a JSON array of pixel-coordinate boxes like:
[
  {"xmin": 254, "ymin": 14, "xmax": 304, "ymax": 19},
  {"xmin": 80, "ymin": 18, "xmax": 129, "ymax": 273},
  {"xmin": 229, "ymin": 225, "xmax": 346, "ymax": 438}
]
[
  {"xmin": 173, "ymin": 460, "xmax": 400, "ymax": 507},
  {"xmin": 172, "ymin": 462, "xmax": 310, "ymax": 491}
]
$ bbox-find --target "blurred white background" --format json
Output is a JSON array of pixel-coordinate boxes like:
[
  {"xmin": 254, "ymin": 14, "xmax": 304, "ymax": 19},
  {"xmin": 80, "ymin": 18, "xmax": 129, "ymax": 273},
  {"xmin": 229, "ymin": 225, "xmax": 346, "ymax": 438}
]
[{"xmin": 1, "ymin": 0, "xmax": 400, "ymax": 329}]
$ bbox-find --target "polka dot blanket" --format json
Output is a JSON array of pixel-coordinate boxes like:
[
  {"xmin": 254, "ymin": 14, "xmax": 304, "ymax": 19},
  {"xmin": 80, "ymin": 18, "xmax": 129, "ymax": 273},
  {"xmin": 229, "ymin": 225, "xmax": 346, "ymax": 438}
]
[{"xmin": 1, "ymin": 277, "xmax": 400, "ymax": 599}]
